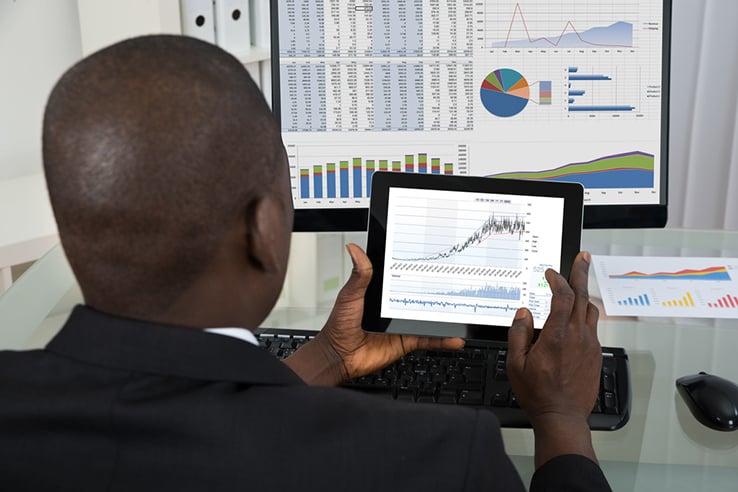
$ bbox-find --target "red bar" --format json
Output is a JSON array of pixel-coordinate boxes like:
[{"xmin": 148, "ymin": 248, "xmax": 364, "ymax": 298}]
[
  {"xmin": 719, "ymin": 299, "xmax": 726, "ymax": 308},
  {"xmin": 728, "ymin": 296, "xmax": 736, "ymax": 308},
  {"xmin": 733, "ymin": 296, "xmax": 738, "ymax": 306}
]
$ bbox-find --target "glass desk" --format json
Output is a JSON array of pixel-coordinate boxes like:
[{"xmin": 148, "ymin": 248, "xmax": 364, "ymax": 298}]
[{"xmin": 2, "ymin": 229, "xmax": 738, "ymax": 490}]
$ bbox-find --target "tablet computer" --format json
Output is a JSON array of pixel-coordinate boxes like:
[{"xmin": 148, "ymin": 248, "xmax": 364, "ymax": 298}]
[{"xmin": 362, "ymin": 172, "xmax": 584, "ymax": 341}]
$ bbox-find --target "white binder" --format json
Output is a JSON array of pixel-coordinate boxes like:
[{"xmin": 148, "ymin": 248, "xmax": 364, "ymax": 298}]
[
  {"xmin": 214, "ymin": 0, "xmax": 252, "ymax": 54},
  {"xmin": 250, "ymin": 0, "xmax": 271, "ymax": 48},
  {"xmin": 179, "ymin": 0, "xmax": 216, "ymax": 43}
]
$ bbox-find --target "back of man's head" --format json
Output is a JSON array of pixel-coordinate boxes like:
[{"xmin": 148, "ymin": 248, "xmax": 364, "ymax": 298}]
[{"xmin": 43, "ymin": 35, "xmax": 283, "ymax": 319}]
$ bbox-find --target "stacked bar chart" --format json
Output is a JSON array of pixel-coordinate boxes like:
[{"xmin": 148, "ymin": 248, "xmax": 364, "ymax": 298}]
[{"xmin": 298, "ymin": 152, "xmax": 457, "ymax": 200}]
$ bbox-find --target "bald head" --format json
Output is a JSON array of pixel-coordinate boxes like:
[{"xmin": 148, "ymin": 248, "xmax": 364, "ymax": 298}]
[{"xmin": 43, "ymin": 35, "xmax": 289, "ymax": 320}]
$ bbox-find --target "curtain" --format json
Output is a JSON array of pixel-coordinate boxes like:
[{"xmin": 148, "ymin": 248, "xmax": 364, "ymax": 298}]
[{"xmin": 669, "ymin": 0, "xmax": 738, "ymax": 230}]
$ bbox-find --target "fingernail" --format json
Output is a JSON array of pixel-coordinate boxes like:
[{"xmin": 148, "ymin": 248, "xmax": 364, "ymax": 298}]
[
  {"xmin": 581, "ymin": 251, "xmax": 591, "ymax": 264},
  {"xmin": 514, "ymin": 308, "xmax": 527, "ymax": 319}
]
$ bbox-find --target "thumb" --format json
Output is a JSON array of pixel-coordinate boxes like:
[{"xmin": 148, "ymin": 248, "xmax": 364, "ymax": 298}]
[
  {"xmin": 338, "ymin": 243, "xmax": 373, "ymax": 300},
  {"xmin": 507, "ymin": 308, "xmax": 534, "ymax": 368}
]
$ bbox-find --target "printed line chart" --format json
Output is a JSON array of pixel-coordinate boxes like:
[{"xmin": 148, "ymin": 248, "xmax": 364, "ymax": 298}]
[{"xmin": 593, "ymin": 255, "xmax": 738, "ymax": 318}]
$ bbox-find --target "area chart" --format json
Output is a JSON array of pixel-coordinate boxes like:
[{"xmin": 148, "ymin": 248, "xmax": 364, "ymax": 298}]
[{"xmin": 488, "ymin": 151, "xmax": 654, "ymax": 189}]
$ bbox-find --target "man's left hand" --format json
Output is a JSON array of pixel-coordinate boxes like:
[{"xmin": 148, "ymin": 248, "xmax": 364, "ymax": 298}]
[{"xmin": 284, "ymin": 243, "xmax": 464, "ymax": 385}]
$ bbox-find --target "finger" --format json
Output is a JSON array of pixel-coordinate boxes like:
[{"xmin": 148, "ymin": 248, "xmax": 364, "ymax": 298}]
[
  {"xmin": 569, "ymin": 251, "xmax": 592, "ymax": 324},
  {"xmin": 507, "ymin": 308, "xmax": 534, "ymax": 372},
  {"xmin": 337, "ymin": 243, "xmax": 373, "ymax": 301},
  {"xmin": 543, "ymin": 268, "xmax": 575, "ymax": 330},
  {"xmin": 586, "ymin": 301, "xmax": 600, "ymax": 336},
  {"xmin": 402, "ymin": 336, "xmax": 465, "ymax": 352}
]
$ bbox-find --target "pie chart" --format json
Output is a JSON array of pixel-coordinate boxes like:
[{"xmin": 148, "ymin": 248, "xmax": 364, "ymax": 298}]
[{"xmin": 480, "ymin": 69, "xmax": 530, "ymax": 117}]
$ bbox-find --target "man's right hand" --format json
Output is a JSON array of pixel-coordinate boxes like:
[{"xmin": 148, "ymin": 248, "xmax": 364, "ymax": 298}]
[{"xmin": 506, "ymin": 251, "xmax": 602, "ymax": 468}]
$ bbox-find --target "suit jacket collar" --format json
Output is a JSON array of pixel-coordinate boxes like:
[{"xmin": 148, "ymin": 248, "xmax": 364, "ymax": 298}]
[{"xmin": 46, "ymin": 305, "xmax": 304, "ymax": 386}]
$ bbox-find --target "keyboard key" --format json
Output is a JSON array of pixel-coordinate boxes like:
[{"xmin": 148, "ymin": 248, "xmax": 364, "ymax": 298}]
[
  {"xmin": 437, "ymin": 390, "xmax": 457, "ymax": 404},
  {"xmin": 463, "ymin": 366, "xmax": 484, "ymax": 384},
  {"xmin": 459, "ymin": 390, "xmax": 483, "ymax": 405},
  {"xmin": 492, "ymin": 391, "xmax": 509, "ymax": 407}
]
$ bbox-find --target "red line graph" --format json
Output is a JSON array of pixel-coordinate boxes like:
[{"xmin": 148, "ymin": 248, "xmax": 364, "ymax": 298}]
[{"xmin": 499, "ymin": 3, "xmax": 633, "ymax": 49}]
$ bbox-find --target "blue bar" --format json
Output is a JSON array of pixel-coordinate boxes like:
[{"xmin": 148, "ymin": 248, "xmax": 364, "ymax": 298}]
[
  {"xmin": 568, "ymin": 67, "xmax": 578, "ymax": 73},
  {"xmin": 568, "ymin": 106, "xmax": 636, "ymax": 112},
  {"xmin": 569, "ymin": 90, "xmax": 585, "ymax": 96},
  {"xmin": 628, "ymin": 298, "xmax": 634, "ymax": 305},
  {"xmin": 568, "ymin": 99, "xmax": 575, "ymax": 104},
  {"xmin": 313, "ymin": 173, "xmax": 323, "ymax": 199},
  {"xmin": 366, "ymin": 170, "xmax": 374, "ymax": 196},
  {"xmin": 643, "ymin": 294, "xmax": 650, "ymax": 306},
  {"xmin": 340, "ymin": 168, "xmax": 349, "ymax": 198},
  {"xmin": 327, "ymin": 171, "xmax": 336, "ymax": 199},
  {"xmin": 353, "ymin": 166, "xmax": 362, "ymax": 198},
  {"xmin": 569, "ymin": 75, "xmax": 611, "ymax": 81},
  {"xmin": 300, "ymin": 175, "xmax": 310, "ymax": 199}
]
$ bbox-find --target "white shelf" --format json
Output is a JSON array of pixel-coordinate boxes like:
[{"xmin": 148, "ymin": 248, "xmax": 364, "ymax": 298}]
[{"xmin": 234, "ymin": 46, "xmax": 270, "ymax": 65}]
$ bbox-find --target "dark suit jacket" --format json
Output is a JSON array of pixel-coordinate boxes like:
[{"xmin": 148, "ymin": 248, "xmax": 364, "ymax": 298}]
[{"xmin": 0, "ymin": 306, "xmax": 609, "ymax": 491}]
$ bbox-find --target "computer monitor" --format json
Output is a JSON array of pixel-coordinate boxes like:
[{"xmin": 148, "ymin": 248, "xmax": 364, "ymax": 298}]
[{"xmin": 271, "ymin": 0, "xmax": 671, "ymax": 231}]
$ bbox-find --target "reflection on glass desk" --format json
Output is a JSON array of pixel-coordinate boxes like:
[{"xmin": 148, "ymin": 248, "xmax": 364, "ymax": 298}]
[{"xmin": 1, "ymin": 229, "xmax": 737, "ymax": 490}]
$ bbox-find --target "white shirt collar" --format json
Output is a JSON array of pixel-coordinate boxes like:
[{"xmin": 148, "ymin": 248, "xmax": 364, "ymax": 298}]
[{"xmin": 204, "ymin": 327, "xmax": 259, "ymax": 346}]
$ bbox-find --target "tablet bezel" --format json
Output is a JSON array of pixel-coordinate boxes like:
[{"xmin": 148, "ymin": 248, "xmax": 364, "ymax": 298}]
[{"xmin": 362, "ymin": 172, "xmax": 584, "ymax": 341}]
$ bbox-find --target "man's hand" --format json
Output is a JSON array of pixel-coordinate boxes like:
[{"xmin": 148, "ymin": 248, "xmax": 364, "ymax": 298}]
[
  {"xmin": 284, "ymin": 243, "xmax": 464, "ymax": 386},
  {"xmin": 506, "ymin": 251, "xmax": 602, "ymax": 468}
]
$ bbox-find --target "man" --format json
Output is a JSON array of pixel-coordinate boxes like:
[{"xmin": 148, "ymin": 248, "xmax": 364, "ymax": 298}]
[{"xmin": 0, "ymin": 35, "xmax": 609, "ymax": 490}]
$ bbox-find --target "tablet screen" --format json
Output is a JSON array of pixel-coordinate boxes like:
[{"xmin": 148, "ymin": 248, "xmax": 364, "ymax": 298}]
[{"xmin": 362, "ymin": 173, "xmax": 583, "ymax": 340}]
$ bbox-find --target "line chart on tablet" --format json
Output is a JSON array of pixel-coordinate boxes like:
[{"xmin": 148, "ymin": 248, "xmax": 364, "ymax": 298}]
[{"xmin": 389, "ymin": 205, "xmax": 529, "ymax": 270}]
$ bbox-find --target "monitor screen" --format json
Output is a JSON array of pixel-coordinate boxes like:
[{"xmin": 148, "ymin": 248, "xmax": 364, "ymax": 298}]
[{"xmin": 271, "ymin": 0, "xmax": 670, "ymax": 231}]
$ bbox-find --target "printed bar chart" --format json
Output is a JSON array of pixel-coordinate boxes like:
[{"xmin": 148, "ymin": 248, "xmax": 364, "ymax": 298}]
[
  {"xmin": 617, "ymin": 294, "xmax": 650, "ymax": 307},
  {"xmin": 661, "ymin": 292, "xmax": 696, "ymax": 308},
  {"xmin": 432, "ymin": 158, "xmax": 441, "ymax": 174},
  {"xmin": 707, "ymin": 295, "xmax": 738, "ymax": 309}
]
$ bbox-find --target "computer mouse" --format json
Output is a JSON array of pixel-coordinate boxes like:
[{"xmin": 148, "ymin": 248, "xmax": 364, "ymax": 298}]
[{"xmin": 676, "ymin": 372, "xmax": 738, "ymax": 431}]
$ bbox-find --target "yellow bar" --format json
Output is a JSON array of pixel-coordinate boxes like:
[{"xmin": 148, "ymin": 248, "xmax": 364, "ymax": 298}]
[
  {"xmin": 686, "ymin": 292, "xmax": 695, "ymax": 307},
  {"xmin": 678, "ymin": 300, "xmax": 684, "ymax": 307}
]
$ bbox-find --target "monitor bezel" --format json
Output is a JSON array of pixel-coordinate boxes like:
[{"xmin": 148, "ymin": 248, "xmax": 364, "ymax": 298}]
[{"xmin": 270, "ymin": 0, "xmax": 671, "ymax": 232}]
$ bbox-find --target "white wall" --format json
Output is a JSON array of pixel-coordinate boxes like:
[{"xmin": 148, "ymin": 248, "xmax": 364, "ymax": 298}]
[
  {"xmin": 668, "ymin": 0, "xmax": 738, "ymax": 230},
  {"xmin": 0, "ymin": 0, "xmax": 82, "ymax": 180}
]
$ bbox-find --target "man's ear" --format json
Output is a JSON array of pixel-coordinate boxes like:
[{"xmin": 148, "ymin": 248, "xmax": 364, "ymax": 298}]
[{"xmin": 244, "ymin": 195, "xmax": 282, "ymax": 273}]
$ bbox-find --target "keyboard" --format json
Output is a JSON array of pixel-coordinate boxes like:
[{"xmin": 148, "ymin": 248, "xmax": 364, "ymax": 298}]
[{"xmin": 255, "ymin": 328, "xmax": 630, "ymax": 431}]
